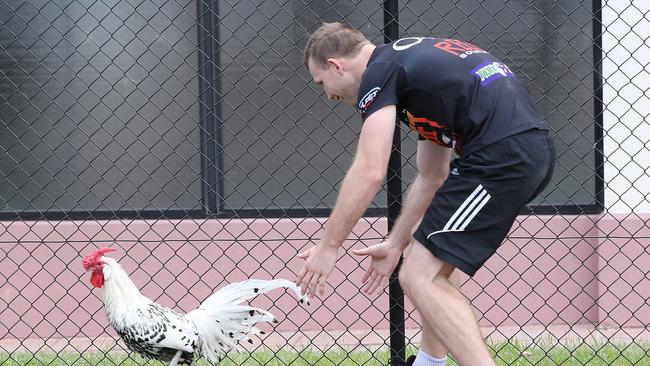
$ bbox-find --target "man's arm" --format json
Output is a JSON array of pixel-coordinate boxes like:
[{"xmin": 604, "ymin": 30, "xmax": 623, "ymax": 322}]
[
  {"xmin": 386, "ymin": 140, "xmax": 451, "ymax": 252},
  {"xmin": 351, "ymin": 138, "xmax": 451, "ymax": 295},
  {"xmin": 296, "ymin": 105, "xmax": 397, "ymax": 296},
  {"xmin": 321, "ymin": 105, "xmax": 397, "ymax": 247}
]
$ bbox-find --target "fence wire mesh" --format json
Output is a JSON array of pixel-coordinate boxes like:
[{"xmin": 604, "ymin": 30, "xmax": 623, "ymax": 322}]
[{"xmin": 1, "ymin": 0, "xmax": 649, "ymax": 365}]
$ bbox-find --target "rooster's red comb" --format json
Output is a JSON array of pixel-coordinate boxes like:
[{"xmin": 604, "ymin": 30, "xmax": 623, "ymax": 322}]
[{"xmin": 82, "ymin": 247, "xmax": 117, "ymax": 270}]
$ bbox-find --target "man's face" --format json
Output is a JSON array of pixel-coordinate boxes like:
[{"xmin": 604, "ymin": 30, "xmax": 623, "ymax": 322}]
[{"xmin": 308, "ymin": 57, "xmax": 356, "ymax": 106}]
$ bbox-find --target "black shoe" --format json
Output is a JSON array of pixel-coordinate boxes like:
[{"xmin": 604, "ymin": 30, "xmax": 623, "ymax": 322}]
[{"xmin": 405, "ymin": 355, "xmax": 416, "ymax": 366}]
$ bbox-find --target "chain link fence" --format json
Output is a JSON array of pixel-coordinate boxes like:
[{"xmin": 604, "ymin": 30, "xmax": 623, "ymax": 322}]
[{"xmin": 1, "ymin": 0, "xmax": 649, "ymax": 365}]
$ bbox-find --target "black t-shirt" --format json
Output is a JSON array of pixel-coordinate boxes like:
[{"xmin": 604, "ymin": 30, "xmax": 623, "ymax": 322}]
[{"xmin": 357, "ymin": 37, "xmax": 546, "ymax": 156}]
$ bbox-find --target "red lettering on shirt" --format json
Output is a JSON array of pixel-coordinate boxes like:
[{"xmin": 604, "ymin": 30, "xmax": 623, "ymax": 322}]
[{"xmin": 434, "ymin": 39, "xmax": 483, "ymax": 57}]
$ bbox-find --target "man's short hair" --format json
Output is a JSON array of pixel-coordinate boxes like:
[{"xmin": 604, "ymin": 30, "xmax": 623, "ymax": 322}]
[{"xmin": 303, "ymin": 22, "xmax": 371, "ymax": 69}]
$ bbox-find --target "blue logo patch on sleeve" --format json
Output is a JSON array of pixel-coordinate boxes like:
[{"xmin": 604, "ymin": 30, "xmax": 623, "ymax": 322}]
[{"xmin": 358, "ymin": 87, "xmax": 381, "ymax": 113}]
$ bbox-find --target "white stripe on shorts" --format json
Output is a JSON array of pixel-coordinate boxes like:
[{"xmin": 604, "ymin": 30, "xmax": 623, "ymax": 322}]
[{"xmin": 426, "ymin": 184, "xmax": 491, "ymax": 239}]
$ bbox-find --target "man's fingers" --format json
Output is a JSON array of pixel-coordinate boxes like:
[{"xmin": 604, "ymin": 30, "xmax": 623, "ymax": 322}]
[
  {"xmin": 360, "ymin": 268, "xmax": 373, "ymax": 284},
  {"xmin": 366, "ymin": 274, "xmax": 383, "ymax": 295},
  {"xmin": 380, "ymin": 276, "xmax": 389, "ymax": 292},
  {"xmin": 300, "ymin": 271, "xmax": 314, "ymax": 296},
  {"xmin": 317, "ymin": 277, "xmax": 327, "ymax": 296},
  {"xmin": 378, "ymin": 275, "xmax": 389, "ymax": 293},
  {"xmin": 308, "ymin": 274, "xmax": 319, "ymax": 297},
  {"xmin": 296, "ymin": 265, "xmax": 308, "ymax": 286},
  {"xmin": 295, "ymin": 248, "xmax": 312, "ymax": 292},
  {"xmin": 364, "ymin": 276, "xmax": 376, "ymax": 294},
  {"xmin": 361, "ymin": 269, "xmax": 371, "ymax": 284},
  {"xmin": 365, "ymin": 272, "xmax": 379, "ymax": 294},
  {"xmin": 351, "ymin": 247, "xmax": 370, "ymax": 256}
]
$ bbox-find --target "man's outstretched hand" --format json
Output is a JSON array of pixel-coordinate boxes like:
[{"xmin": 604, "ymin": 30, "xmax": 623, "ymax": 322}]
[
  {"xmin": 296, "ymin": 244, "xmax": 338, "ymax": 297},
  {"xmin": 352, "ymin": 242, "xmax": 402, "ymax": 295}
]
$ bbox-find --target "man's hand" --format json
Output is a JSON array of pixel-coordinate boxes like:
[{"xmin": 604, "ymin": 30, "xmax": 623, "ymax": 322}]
[
  {"xmin": 296, "ymin": 244, "xmax": 338, "ymax": 297},
  {"xmin": 352, "ymin": 242, "xmax": 402, "ymax": 295}
]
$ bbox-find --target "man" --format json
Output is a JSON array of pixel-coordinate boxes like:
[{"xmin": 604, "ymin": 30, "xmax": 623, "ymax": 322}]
[{"xmin": 296, "ymin": 22, "xmax": 555, "ymax": 366}]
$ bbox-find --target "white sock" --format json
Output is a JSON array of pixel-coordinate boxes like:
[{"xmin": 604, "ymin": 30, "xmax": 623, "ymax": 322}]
[{"xmin": 412, "ymin": 349, "xmax": 447, "ymax": 366}]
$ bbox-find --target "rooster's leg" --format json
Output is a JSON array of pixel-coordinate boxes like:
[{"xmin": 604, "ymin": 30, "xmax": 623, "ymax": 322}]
[{"xmin": 168, "ymin": 350, "xmax": 182, "ymax": 366}]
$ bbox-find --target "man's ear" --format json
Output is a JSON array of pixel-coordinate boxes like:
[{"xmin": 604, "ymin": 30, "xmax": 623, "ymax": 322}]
[{"xmin": 326, "ymin": 58, "xmax": 343, "ymax": 73}]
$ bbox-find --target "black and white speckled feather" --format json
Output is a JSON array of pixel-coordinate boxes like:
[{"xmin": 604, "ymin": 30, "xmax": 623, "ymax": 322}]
[{"xmin": 96, "ymin": 256, "xmax": 308, "ymax": 365}]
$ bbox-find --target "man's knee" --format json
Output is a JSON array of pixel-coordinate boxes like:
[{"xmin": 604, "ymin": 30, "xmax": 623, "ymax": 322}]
[
  {"xmin": 398, "ymin": 256, "xmax": 435, "ymax": 297},
  {"xmin": 398, "ymin": 260, "xmax": 419, "ymax": 297},
  {"xmin": 399, "ymin": 242, "xmax": 455, "ymax": 297}
]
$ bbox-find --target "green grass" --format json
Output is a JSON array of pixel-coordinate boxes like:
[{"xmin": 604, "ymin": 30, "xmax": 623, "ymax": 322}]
[{"xmin": 1, "ymin": 342, "xmax": 649, "ymax": 365}]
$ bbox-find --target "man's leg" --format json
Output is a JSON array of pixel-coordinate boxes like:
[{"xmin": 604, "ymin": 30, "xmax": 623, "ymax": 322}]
[
  {"xmin": 403, "ymin": 242, "xmax": 454, "ymax": 361},
  {"xmin": 414, "ymin": 269, "xmax": 464, "ymax": 364},
  {"xmin": 407, "ymin": 305, "xmax": 450, "ymax": 366},
  {"xmin": 420, "ymin": 321, "xmax": 448, "ymax": 359},
  {"xmin": 399, "ymin": 240, "xmax": 495, "ymax": 366}
]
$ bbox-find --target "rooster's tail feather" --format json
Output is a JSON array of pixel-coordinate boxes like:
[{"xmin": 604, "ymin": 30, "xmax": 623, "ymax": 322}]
[
  {"xmin": 199, "ymin": 279, "xmax": 309, "ymax": 308},
  {"xmin": 186, "ymin": 278, "xmax": 308, "ymax": 362}
]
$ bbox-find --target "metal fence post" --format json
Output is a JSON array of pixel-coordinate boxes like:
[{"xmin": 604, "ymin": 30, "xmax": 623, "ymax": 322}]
[
  {"xmin": 197, "ymin": 0, "xmax": 222, "ymax": 215},
  {"xmin": 383, "ymin": 1, "xmax": 406, "ymax": 366}
]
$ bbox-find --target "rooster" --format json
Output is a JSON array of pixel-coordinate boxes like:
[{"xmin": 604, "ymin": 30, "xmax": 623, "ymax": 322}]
[{"xmin": 82, "ymin": 247, "xmax": 308, "ymax": 366}]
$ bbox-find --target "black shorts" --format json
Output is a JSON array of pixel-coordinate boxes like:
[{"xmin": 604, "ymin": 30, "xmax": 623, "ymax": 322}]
[{"xmin": 413, "ymin": 128, "xmax": 555, "ymax": 276}]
